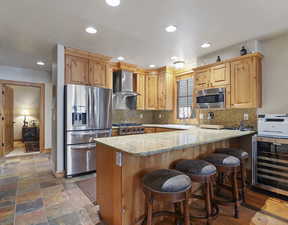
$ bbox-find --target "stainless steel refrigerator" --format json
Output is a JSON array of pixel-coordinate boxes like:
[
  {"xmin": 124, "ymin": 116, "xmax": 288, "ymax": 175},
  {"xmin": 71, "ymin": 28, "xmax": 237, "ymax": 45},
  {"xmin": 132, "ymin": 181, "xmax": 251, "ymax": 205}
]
[{"xmin": 64, "ymin": 84, "xmax": 112, "ymax": 177}]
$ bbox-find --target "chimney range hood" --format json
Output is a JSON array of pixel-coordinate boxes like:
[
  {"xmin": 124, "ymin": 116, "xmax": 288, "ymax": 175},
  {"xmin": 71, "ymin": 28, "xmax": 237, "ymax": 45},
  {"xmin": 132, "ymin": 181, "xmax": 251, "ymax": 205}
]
[{"xmin": 113, "ymin": 70, "xmax": 139, "ymax": 96}]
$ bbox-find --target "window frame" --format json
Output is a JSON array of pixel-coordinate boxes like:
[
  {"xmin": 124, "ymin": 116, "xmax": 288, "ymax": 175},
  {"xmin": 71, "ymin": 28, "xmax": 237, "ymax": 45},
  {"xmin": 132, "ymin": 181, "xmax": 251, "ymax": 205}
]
[{"xmin": 176, "ymin": 75, "xmax": 195, "ymax": 120}]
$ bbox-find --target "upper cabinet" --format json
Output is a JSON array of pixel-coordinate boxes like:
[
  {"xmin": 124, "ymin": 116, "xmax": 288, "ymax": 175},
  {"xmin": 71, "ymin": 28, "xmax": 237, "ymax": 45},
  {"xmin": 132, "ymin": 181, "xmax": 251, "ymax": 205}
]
[
  {"xmin": 89, "ymin": 60, "xmax": 106, "ymax": 87},
  {"xmin": 194, "ymin": 53, "xmax": 263, "ymax": 108},
  {"xmin": 230, "ymin": 56, "xmax": 262, "ymax": 108},
  {"xmin": 158, "ymin": 67, "xmax": 174, "ymax": 110},
  {"xmin": 65, "ymin": 55, "xmax": 89, "ymax": 85},
  {"xmin": 134, "ymin": 72, "xmax": 146, "ymax": 110},
  {"xmin": 145, "ymin": 73, "xmax": 158, "ymax": 110},
  {"xmin": 210, "ymin": 63, "xmax": 230, "ymax": 87},
  {"xmin": 195, "ymin": 68, "xmax": 210, "ymax": 89},
  {"xmin": 65, "ymin": 48, "xmax": 112, "ymax": 88}
]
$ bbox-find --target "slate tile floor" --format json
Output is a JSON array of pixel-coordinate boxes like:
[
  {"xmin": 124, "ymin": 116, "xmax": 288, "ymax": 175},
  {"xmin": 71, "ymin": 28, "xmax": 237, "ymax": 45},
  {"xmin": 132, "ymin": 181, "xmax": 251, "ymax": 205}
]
[{"xmin": 0, "ymin": 154, "xmax": 99, "ymax": 225}]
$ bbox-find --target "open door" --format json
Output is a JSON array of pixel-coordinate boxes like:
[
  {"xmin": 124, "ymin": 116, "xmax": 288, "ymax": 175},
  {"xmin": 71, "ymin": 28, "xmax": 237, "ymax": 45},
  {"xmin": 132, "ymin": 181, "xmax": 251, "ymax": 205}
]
[
  {"xmin": 0, "ymin": 85, "xmax": 4, "ymax": 157},
  {"xmin": 3, "ymin": 86, "xmax": 14, "ymax": 154}
]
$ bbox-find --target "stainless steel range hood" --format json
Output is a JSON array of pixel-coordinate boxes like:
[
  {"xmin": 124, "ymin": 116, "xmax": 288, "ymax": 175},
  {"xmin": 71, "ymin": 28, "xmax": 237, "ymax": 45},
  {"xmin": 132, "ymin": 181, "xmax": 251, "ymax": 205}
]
[{"xmin": 113, "ymin": 70, "xmax": 139, "ymax": 96}]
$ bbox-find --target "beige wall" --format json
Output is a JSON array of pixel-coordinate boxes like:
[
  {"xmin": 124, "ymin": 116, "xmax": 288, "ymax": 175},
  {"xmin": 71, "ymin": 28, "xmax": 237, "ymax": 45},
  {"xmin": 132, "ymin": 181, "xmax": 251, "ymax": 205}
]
[{"xmin": 260, "ymin": 33, "xmax": 288, "ymax": 113}]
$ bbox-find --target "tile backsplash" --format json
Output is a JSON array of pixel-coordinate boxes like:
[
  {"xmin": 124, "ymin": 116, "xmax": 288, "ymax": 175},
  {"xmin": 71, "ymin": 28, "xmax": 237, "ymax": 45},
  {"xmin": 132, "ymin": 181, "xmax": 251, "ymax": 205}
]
[
  {"xmin": 113, "ymin": 108, "xmax": 257, "ymax": 128},
  {"xmin": 198, "ymin": 108, "xmax": 257, "ymax": 128},
  {"xmin": 112, "ymin": 110, "xmax": 154, "ymax": 124}
]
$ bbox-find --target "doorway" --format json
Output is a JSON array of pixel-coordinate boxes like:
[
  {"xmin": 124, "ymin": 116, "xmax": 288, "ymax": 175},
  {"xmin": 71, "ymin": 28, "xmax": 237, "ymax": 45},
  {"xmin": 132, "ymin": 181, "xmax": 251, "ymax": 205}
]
[{"xmin": 0, "ymin": 80, "xmax": 45, "ymax": 157}]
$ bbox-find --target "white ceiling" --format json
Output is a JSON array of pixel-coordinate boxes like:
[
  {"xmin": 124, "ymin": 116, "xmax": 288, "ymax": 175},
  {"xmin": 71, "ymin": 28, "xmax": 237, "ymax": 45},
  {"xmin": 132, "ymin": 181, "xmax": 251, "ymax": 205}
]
[{"xmin": 1, "ymin": 0, "xmax": 288, "ymax": 71}]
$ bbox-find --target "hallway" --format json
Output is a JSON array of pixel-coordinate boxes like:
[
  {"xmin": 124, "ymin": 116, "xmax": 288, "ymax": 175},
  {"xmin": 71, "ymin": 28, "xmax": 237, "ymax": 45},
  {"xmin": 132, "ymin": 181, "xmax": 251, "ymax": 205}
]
[{"xmin": 0, "ymin": 154, "xmax": 99, "ymax": 225}]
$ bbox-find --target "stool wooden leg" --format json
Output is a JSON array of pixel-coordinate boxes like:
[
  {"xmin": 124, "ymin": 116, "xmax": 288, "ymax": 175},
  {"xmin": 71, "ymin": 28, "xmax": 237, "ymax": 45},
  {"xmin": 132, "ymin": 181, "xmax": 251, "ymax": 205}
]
[
  {"xmin": 146, "ymin": 191, "xmax": 153, "ymax": 225},
  {"xmin": 232, "ymin": 168, "xmax": 240, "ymax": 218},
  {"xmin": 205, "ymin": 182, "xmax": 212, "ymax": 225},
  {"xmin": 184, "ymin": 192, "xmax": 190, "ymax": 225},
  {"xmin": 240, "ymin": 161, "xmax": 246, "ymax": 203}
]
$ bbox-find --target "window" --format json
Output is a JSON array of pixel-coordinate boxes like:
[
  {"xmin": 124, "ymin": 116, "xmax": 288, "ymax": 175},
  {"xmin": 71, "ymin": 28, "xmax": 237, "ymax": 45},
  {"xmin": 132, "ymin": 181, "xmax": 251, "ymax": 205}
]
[{"xmin": 177, "ymin": 78, "xmax": 195, "ymax": 119}]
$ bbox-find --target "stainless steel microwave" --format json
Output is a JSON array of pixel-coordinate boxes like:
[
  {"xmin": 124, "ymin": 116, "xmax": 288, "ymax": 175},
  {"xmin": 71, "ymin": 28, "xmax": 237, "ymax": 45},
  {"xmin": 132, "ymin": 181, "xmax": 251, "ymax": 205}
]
[{"xmin": 196, "ymin": 88, "xmax": 225, "ymax": 109}]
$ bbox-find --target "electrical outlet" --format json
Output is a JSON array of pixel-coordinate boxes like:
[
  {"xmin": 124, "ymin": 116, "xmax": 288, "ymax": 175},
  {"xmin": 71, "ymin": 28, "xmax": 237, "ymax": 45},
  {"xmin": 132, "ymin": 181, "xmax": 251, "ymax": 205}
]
[
  {"xmin": 200, "ymin": 113, "xmax": 205, "ymax": 120},
  {"xmin": 139, "ymin": 114, "xmax": 143, "ymax": 119},
  {"xmin": 244, "ymin": 113, "xmax": 249, "ymax": 121}
]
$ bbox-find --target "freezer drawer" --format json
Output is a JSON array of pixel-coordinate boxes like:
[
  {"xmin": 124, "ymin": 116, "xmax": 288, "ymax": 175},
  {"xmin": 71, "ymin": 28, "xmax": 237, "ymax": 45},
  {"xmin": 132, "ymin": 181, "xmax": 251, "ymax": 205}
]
[
  {"xmin": 66, "ymin": 143, "xmax": 96, "ymax": 176},
  {"xmin": 66, "ymin": 129, "xmax": 111, "ymax": 145}
]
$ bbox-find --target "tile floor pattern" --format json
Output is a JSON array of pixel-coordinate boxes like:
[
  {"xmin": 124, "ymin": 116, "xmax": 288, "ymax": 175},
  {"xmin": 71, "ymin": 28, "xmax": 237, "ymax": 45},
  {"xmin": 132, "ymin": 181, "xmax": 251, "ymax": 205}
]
[{"xmin": 0, "ymin": 154, "xmax": 100, "ymax": 225}]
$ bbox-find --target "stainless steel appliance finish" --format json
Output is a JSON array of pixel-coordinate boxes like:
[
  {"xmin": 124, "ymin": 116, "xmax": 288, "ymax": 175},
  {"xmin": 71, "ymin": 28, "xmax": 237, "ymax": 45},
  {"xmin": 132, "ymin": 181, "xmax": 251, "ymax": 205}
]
[
  {"xmin": 65, "ymin": 84, "xmax": 112, "ymax": 177},
  {"xmin": 196, "ymin": 88, "xmax": 225, "ymax": 109},
  {"xmin": 113, "ymin": 70, "xmax": 139, "ymax": 96},
  {"xmin": 113, "ymin": 123, "xmax": 145, "ymax": 136},
  {"xmin": 252, "ymin": 135, "xmax": 288, "ymax": 196}
]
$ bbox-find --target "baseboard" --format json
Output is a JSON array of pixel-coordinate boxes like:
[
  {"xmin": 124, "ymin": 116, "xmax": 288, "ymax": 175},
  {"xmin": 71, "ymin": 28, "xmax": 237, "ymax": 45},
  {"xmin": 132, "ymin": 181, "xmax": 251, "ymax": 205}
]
[{"xmin": 53, "ymin": 171, "xmax": 65, "ymax": 178}]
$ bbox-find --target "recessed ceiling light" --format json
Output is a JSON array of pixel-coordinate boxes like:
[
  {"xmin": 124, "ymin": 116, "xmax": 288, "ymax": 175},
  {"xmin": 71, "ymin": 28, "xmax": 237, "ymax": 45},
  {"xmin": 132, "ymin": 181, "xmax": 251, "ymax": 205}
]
[
  {"xmin": 165, "ymin": 25, "xmax": 177, "ymax": 33},
  {"xmin": 117, "ymin": 56, "xmax": 125, "ymax": 61},
  {"xmin": 37, "ymin": 61, "xmax": 45, "ymax": 66},
  {"xmin": 85, "ymin": 26, "xmax": 97, "ymax": 34},
  {"xmin": 105, "ymin": 0, "xmax": 120, "ymax": 7},
  {"xmin": 149, "ymin": 64, "xmax": 156, "ymax": 68},
  {"xmin": 201, "ymin": 42, "xmax": 211, "ymax": 48}
]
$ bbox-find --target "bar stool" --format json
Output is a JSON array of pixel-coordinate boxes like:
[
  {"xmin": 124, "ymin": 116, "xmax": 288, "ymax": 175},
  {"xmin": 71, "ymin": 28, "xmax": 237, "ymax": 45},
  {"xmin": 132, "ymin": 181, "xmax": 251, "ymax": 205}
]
[
  {"xmin": 215, "ymin": 148, "xmax": 249, "ymax": 203},
  {"xmin": 142, "ymin": 169, "xmax": 192, "ymax": 225},
  {"xmin": 203, "ymin": 153, "xmax": 241, "ymax": 218},
  {"xmin": 175, "ymin": 160, "xmax": 219, "ymax": 225}
]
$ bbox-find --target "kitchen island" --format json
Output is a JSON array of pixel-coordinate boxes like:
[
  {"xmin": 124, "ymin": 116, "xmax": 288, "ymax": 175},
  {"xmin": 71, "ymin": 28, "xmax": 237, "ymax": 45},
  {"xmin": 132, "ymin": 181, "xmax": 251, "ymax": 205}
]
[{"xmin": 95, "ymin": 126, "xmax": 255, "ymax": 225}]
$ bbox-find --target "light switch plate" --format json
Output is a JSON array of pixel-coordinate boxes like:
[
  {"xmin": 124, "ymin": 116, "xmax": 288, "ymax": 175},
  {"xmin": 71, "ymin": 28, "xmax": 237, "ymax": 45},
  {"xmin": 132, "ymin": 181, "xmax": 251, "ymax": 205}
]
[
  {"xmin": 200, "ymin": 113, "xmax": 205, "ymax": 120},
  {"xmin": 116, "ymin": 152, "xmax": 123, "ymax": 167},
  {"xmin": 139, "ymin": 114, "xmax": 143, "ymax": 119},
  {"xmin": 244, "ymin": 113, "xmax": 249, "ymax": 121}
]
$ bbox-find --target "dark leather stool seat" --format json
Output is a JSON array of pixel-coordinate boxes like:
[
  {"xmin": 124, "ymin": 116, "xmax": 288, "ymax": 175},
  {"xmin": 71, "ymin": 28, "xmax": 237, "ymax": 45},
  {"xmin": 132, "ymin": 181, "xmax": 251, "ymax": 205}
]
[
  {"xmin": 204, "ymin": 153, "xmax": 240, "ymax": 167},
  {"xmin": 215, "ymin": 148, "xmax": 248, "ymax": 159},
  {"xmin": 175, "ymin": 160, "xmax": 218, "ymax": 225},
  {"xmin": 142, "ymin": 169, "xmax": 192, "ymax": 225},
  {"xmin": 143, "ymin": 169, "xmax": 192, "ymax": 193},
  {"xmin": 203, "ymin": 153, "xmax": 241, "ymax": 218},
  {"xmin": 175, "ymin": 160, "xmax": 217, "ymax": 176},
  {"xmin": 215, "ymin": 148, "xmax": 249, "ymax": 203}
]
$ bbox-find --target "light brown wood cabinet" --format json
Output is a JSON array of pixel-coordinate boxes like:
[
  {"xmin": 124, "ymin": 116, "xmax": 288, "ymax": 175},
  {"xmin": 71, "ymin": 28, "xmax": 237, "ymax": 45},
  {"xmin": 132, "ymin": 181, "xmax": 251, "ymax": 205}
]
[
  {"xmin": 230, "ymin": 56, "xmax": 261, "ymax": 108},
  {"xmin": 210, "ymin": 63, "xmax": 230, "ymax": 87},
  {"xmin": 158, "ymin": 69, "xmax": 173, "ymax": 110},
  {"xmin": 134, "ymin": 73, "xmax": 146, "ymax": 110},
  {"xmin": 65, "ymin": 55, "xmax": 89, "ymax": 85},
  {"xmin": 194, "ymin": 53, "xmax": 262, "ymax": 109},
  {"xmin": 65, "ymin": 48, "xmax": 112, "ymax": 88},
  {"xmin": 145, "ymin": 73, "xmax": 158, "ymax": 110},
  {"xmin": 195, "ymin": 68, "xmax": 210, "ymax": 89},
  {"xmin": 88, "ymin": 60, "xmax": 106, "ymax": 87}
]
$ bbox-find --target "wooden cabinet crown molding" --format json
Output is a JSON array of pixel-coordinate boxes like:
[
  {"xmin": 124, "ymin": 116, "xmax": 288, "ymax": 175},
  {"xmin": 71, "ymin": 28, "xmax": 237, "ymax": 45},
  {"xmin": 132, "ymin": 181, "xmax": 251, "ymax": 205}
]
[
  {"xmin": 194, "ymin": 52, "xmax": 263, "ymax": 71},
  {"xmin": 65, "ymin": 47, "xmax": 112, "ymax": 62}
]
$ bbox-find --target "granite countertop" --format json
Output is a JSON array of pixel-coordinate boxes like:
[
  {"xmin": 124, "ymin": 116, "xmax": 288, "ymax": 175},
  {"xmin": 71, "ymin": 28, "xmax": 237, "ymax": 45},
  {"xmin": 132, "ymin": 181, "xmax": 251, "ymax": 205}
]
[
  {"xmin": 112, "ymin": 124, "xmax": 196, "ymax": 129},
  {"xmin": 96, "ymin": 126, "xmax": 256, "ymax": 156}
]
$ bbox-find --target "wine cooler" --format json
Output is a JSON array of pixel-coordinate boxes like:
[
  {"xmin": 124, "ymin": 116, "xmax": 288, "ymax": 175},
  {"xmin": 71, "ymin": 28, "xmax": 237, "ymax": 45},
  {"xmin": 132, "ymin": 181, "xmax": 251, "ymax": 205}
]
[{"xmin": 252, "ymin": 135, "xmax": 288, "ymax": 196}]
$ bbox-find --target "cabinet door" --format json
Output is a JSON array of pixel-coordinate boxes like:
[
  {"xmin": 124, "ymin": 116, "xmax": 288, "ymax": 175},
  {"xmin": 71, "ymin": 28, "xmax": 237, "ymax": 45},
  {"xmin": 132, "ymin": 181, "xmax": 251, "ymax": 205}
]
[
  {"xmin": 134, "ymin": 73, "xmax": 146, "ymax": 110},
  {"xmin": 210, "ymin": 63, "xmax": 230, "ymax": 87},
  {"xmin": 231, "ymin": 58, "xmax": 256, "ymax": 108},
  {"xmin": 89, "ymin": 60, "xmax": 106, "ymax": 87},
  {"xmin": 158, "ymin": 72, "xmax": 166, "ymax": 110},
  {"xmin": 158, "ymin": 71, "xmax": 173, "ymax": 110},
  {"xmin": 145, "ymin": 75, "xmax": 158, "ymax": 110},
  {"xmin": 195, "ymin": 69, "xmax": 210, "ymax": 89},
  {"xmin": 65, "ymin": 55, "xmax": 89, "ymax": 85}
]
